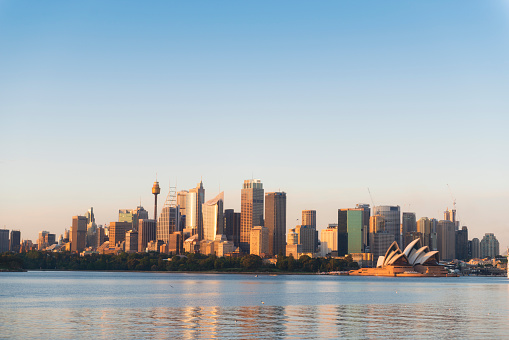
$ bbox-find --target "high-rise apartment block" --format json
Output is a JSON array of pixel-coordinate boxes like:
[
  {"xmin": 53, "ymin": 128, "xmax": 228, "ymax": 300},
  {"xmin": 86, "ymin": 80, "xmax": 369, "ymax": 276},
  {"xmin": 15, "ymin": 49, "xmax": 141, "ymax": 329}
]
[
  {"xmin": 265, "ymin": 192, "xmax": 287, "ymax": 256},
  {"xmin": 240, "ymin": 179, "xmax": 264, "ymax": 253},
  {"xmin": 202, "ymin": 192, "xmax": 224, "ymax": 241},
  {"xmin": 480, "ymin": 233, "xmax": 499, "ymax": 258}
]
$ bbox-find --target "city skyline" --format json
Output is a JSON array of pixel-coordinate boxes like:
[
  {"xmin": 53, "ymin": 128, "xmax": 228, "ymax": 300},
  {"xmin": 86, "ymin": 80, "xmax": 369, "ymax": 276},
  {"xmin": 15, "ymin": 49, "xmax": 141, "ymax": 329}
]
[{"xmin": 1, "ymin": 2, "xmax": 508, "ymax": 248}]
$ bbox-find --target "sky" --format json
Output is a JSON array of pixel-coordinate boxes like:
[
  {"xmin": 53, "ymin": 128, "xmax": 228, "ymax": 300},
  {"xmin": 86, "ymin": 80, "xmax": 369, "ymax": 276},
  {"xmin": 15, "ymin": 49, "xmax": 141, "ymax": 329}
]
[{"xmin": 1, "ymin": 1, "xmax": 508, "ymax": 250}]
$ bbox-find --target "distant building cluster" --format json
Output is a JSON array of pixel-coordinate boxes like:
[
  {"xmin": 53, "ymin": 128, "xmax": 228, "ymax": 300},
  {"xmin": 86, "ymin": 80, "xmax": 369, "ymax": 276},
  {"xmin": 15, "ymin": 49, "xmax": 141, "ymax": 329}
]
[{"xmin": 0, "ymin": 178, "xmax": 502, "ymax": 266}]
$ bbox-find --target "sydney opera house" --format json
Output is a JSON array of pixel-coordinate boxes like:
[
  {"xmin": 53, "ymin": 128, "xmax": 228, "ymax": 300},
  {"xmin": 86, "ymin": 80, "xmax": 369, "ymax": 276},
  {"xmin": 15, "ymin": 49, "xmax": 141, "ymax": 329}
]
[{"xmin": 350, "ymin": 239, "xmax": 453, "ymax": 277}]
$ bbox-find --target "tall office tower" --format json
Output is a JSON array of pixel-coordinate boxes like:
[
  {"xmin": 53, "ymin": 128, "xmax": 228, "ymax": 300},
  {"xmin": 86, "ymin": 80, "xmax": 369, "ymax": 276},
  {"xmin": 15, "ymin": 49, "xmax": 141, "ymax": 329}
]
[
  {"xmin": 287, "ymin": 228, "xmax": 298, "ymax": 245},
  {"xmin": 320, "ymin": 226, "xmax": 338, "ymax": 256},
  {"xmin": 429, "ymin": 218, "xmax": 438, "ymax": 251},
  {"xmin": 119, "ymin": 209, "xmax": 134, "ymax": 224},
  {"xmin": 401, "ymin": 212, "xmax": 417, "ymax": 248},
  {"xmin": 373, "ymin": 206, "xmax": 401, "ymax": 247},
  {"xmin": 186, "ymin": 180, "xmax": 205, "ymax": 239},
  {"xmin": 444, "ymin": 208, "xmax": 459, "ymax": 230},
  {"xmin": 0, "ymin": 229, "xmax": 9, "ymax": 253},
  {"xmin": 356, "ymin": 204, "xmax": 370, "ymax": 250},
  {"xmin": 471, "ymin": 238, "xmax": 480, "ymax": 258},
  {"xmin": 480, "ymin": 233, "xmax": 499, "ymax": 258},
  {"xmin": 96, "ymin": 226, "xmax": 106, "ymax": 248},
  {"xmin": 224, "ymin": 209, "xmax": 241, "ymax": 247},
  {"xmin": 416, "ymin": 217, "xmax": 432, "ymax": 248},
  {"xmin": 250, "ymin": 226, "xmax": 269, "ymax": 256},
  {"xmin": 338, "ymin": 208, "xmax": 364, "ymax": 255},
  {"xmin": 202, "ymin": 192, "xmax": 224, "ymax": 241},
  {"xmin": 125, "ymin": 230, "xmax": 138, "ymax": 252},
  {"xmin": 108, "ymin": 222, "xmax": 132, "ymax": 247},
  {"xmin": 138, "ymin": 219, "xmax": 156, "ymax": 252},
  {"xmin": 370, "ymin": 232, "xmax": 394, "ymax": 260},
  {"xmin": 177, "ymin": 190, "xmax": 188, "ymax": 230},
  {"xmin": 437, "ymin": 220, "xmax": 456, "ymax": 261},
  {"xmin": 157, "ymin": 186, "xmax": 181, "ymax": 245},
  {"xmin": 302, "ymin": 210, "xmax": 316, "ymax": 227},
  {"xmin": 404, "ymin": 232, "xmax": 423, "ymax": 249},
  {"xmin": 71, "ymin": 216, "xmax": 87, "ymax": 252},
  {"xmin": 295, "ymin": 225, "xmax": 317, "ymax": 253},
  {"xmin": 455, "ymin": 226, "xmax": 469, "ymax": 260},
  {"xmin": 38, "ymin": 231, "xmax": 50, "ymax": 250},
  {"xmin": 240, "ymin": 179, "xmax": 264, "ymax": 253},
  {"xmin": 265, "ymin": 192, "xmax": 287, "ymax": 256},
  {"xmin": 9, "ymin": 230, "xmax": 20, "ymax": 252},
  {"xmin": 152, "ymin": 180, "xmax": 161, "ymax": 221},
  {"xmin": 63, "ymin": 229, "xmax": 69, "ymax": 242},
  {"xmin": 86, "ymin": 223, "xmax": 97, "ymax": 249},
  {"xmin": 86, "ymin": 207, "xmax": 95, "ymax": 225}
]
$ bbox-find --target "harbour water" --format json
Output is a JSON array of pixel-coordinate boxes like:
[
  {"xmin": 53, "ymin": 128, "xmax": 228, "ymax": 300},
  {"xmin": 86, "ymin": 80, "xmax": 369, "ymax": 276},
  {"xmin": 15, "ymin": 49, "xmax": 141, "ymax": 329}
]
[{"xmin": 1, "ymin": 271, "xmax": 508, "ymax": 339}]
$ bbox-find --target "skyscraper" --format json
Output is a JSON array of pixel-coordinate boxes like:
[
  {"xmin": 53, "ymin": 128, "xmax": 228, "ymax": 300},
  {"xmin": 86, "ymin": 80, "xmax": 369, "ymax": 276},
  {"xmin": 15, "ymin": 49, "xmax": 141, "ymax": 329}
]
[
  {"xmin": 301, "ymin": 210, "xmax": 316, "ymax": 228},
  {"xmin": 437, "ymin": 220, "xmax": 455, "ymax": 261},
  {"xmin": 480, "ymin": 233, "xmax": 499, "ymax": 258},
  {"xmin": 295, "ymin": 225, "xmax": 317, "ymax": 253},
  {"xmin": 250, "ymin": 226, "xmax": 269, "ymax": 256},
  {"xmin": 202, "ymin": 192, "xmax": 224, "ymax": 241},
  {"xmin": 157, "ymin": 187, "xmax": 181, "ymax": 246},
  {"xmin": 401, "ymin": 212, "xmax": 417, "ymax": 248},
  {"xmin": 71, "ymin": 216, "xmax": 87, "ymax": 252},
  {"xmin": 224, "ymin": 209, "xmax": 241, "ymax": 247},
  {"xmin": 0, "ymin": 229, "xmax": 9, "ymax": 253},
  {"xmin": 265, "ymin": 192, "xmax": 287, "ymax": 256},
  {"xmin": 373, "ymin": 206, "xmax": 401, "ymax": 247},
  {"xmin": 355, "ymin": 204, "xmax": 370, "ymax": 250},
  {"xmin": 444, "ymin": 208, "xmax": 459, "ymax": 230},
  {"xmin": 455, "ymin": 226, "xmax": 469, "ymax": 260},
  {"xmin": 108, "ymin": 221, "xmax": 131, "ymax": 247},
  {"xmin": 10, "ymin": 230, "xmax": 20, "ymax": 253},
  {"xmin": 138, "ymin": 219, "xmax": 156, "ymax": 252},
  {"xmin": 416, "ymin": 217, "xmax": 431, "ymax": 248},
  {"xmin": 240, "ymin": 179, "xmax": 264, "ymax": 253},
  {"xmin": 338, "ymin": 208, "xmax": 364, "ymax": 255},
  {"xmin": 471, "ymin": 237, "xmax": 480, "ymax": 258},
  {"xmin": 320, "ymin": 226, "xmax": 337, "ymax": 256},
  {"xmin": 186, "ymin": 180, "xmax": 205, "ymax": 239}
]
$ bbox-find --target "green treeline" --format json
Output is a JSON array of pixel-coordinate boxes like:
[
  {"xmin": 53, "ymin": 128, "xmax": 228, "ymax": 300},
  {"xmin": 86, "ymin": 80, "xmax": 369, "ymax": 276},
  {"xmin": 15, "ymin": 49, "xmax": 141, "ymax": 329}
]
[{"xmin": 0, "ymin": 251, "xmax": 359, "ymax": 273}]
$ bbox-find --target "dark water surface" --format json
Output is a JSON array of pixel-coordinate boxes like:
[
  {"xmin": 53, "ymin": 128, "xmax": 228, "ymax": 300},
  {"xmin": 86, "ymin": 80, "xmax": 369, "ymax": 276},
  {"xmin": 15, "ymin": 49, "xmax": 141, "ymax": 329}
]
[{"xmin": 1, "ymin": 271, "xmax": 508, "ymax": 339}]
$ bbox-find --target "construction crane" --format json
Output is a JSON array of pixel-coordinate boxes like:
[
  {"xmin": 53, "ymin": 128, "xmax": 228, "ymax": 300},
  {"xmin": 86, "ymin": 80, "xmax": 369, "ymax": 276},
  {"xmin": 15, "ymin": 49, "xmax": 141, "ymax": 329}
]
[
  {"xmin": 447, "ymin": 184, "xmax": 456, "ymax": 210},
  {"xmin": 367, "ymin": 188, "xmax": 376, "ymax": 207}
]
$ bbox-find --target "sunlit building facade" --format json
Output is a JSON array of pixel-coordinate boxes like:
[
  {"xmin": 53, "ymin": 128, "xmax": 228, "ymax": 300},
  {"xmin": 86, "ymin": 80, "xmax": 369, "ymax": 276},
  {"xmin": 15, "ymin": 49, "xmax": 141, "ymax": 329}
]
[
  {"xmin": 202, "ymin": 192, "xmax": 224, "ymax": 241},
  {"xmin": 240, "ymin": 179, "xmax": 264, "ymax": 253}
]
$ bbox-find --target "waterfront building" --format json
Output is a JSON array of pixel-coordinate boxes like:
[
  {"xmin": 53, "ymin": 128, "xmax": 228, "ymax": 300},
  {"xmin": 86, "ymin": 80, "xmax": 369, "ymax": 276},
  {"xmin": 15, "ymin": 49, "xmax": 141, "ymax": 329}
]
[
  {"xmin": 294, "ymin": 225, "xmax": 317, "ymax": 254},
  {"xmin": 455, "ymin": 226, "xmax": 469, "ymax": 260},
  {"xmin": 437, "ymin": 220, "xmax": 456, "ymax": 261},
  {"xmin": 373, "ymin": 205, "xmax": 401, "ymax": 247},
  {"xmin": 202, "ymin": 192, "xmax": 224, "ymax": 241},
  {"xmin": 265, "ymin": 192, "xmax": 287, "ymax": 256},
  {"xmin": 71, "ymin": 216, "xmax": 87, "ymax": 252},
  {"xmin": 0, "ymin": 229, "xmax": 9, "ymax": 253},
  {"xmin": 480, "ymin": 233, "xmax": 499, "ymax": 258},
  {"xmin": 471, "ymin": 237, "xmax": 480, "ymax": 258},
  {"xmin": 138, "ymin": 219, "xmax": 156, "ymax": 252},
  {"xmin": 186, "ymin": 180, "xmax": 205, "ymax": 239},
  {"xmin": 10, "ymin": 230, "xmax": 20, "ymax": 252},
  {"xmin": 250, "ymin": 226, "xmax": 269, "ymax": 257},
  {"xmin": 108, "ymin": 222, "xmax": 131, "ymax": 247},
  {"xmin": 240, "ymin": 179, "xmax": 264, "ymax": 253},
  {"xmin": 125, "ymin": 230, "xmax": 138, "ymax": 253},
  {"xmin": 401, "ymin": 212, "xmax": 416, "ymax": 248},
  {"xmin": 301, "ymin": 210, "xmax": 316, "ymax": 228},
  {"xmin": 320, "ymin": 226, "xmax": 337, "ymax": 256}
]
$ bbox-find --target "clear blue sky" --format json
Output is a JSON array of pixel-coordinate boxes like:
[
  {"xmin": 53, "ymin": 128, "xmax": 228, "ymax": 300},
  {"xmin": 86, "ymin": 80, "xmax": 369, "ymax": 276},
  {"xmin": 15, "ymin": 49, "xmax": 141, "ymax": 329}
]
[{"xmin": 1, "ymin": 1, "xmax": 508, "ymax": 249}]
